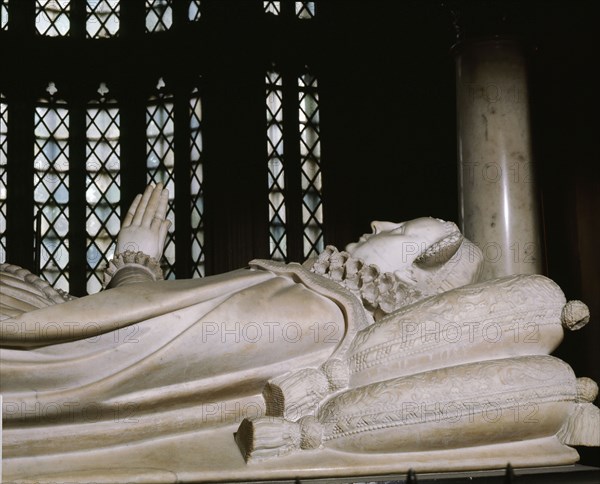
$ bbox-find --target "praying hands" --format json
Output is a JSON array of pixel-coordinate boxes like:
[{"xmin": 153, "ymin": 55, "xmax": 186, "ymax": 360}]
[{"xmin": 116, "ymin": 183, "xmax": 171, "ymax": 260}]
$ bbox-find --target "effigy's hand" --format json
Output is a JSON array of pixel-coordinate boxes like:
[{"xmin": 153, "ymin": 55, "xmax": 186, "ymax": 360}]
[{"xmin": 116, "ymin": 183, "xmax": 171, "ymax": 260}]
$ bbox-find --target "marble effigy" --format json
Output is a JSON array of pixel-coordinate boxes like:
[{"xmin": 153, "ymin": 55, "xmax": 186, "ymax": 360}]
[{"xmin": 1, "ymin": 184, "xmax": 598, "ymax": 483}]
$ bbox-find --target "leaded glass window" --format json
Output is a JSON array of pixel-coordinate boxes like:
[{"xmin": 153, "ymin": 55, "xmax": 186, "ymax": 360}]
[
  {"xmin": 296, "ymin": 1, "xmax": 315, "ymax": 19},
  {"xmin": 36, "ymin": 0, "xmax": 70, "ymax": 37},
  {"xmin": 0, "ymin": 94, "xmax": 7, "ymax": 262},
  {"xmin": 299, "ymin": 72, "xmax": 323, "ymax": 258},
  {"xmin": 188, "ymin": 0, "xmax": 201, "ymax": 22},
  {"xmin": 264, "ymin": 1, "xmax": 280, "ymax": 15},
  {"xmin": 86, "ymin": 0, "xmax": 120, "ymax": 39},
  {"xmin": 2, "ymin": 1, "xmax": 320, "ymax": 286},
  {"xmin": 146, "ymin": 78, "xmax": 176, "ymax": 278},
  {"xmin": 3, "ymin": 79, "xmax": 204, "ymax": 291},
  {"xmin": 266, "ymin": 70, "xmax": 287, "ymax": 261},
  {"xmin": 1, "ymin": 0, "xmax": 8, "ymax": 30},
  {"xmin": 33, "ymin": 83, "xmax": 70, "ymax": 292},
  {"xmin": 145, "ymin": 0, "xmax": 172, "ymax": 33},
  {"xmin": 189, "ymin": 88, "xmax": 205, "ymax": 277},
  {"xmin": 85, "ymin": 84, "xmax": 120, "ymax": 293},
  {"xmin": 265, "ymin": 68, "xmax": 324, "ymax": 262}
]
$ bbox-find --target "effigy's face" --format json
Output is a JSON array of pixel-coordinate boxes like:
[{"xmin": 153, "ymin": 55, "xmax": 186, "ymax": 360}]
[{"xmin": 345, "ymin": 217, "xmax": 458, "ymax": 279}]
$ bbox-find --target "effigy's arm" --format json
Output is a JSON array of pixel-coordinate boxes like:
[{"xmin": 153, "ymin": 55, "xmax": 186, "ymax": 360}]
[
  {"xmin": 0, "ymin": 184, "xmax": 177, "ymax": 347},
  {"xmin": 0, "ymin": 269, "xmax": 264, "ymax": 347},
  {"xmin": 0, "ymin": 280, "xmax": 178, "ymax": 347}
]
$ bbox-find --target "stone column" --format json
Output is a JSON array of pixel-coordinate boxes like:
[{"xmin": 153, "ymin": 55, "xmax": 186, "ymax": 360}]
[{"xmin": 454, "ymin": 38, "xmax": 543, "ymax": 280}]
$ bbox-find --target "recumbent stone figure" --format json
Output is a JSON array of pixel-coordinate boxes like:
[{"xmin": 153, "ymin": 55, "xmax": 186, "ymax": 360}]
[{"xmin": 1, "ymin": 184, "xmax": 597, "ymax": 481}]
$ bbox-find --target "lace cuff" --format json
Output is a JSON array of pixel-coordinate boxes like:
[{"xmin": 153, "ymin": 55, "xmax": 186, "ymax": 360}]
[
  {"xmin": 263, "ymin": 359, "xmax": 350, "ymax": 420},
  {"xmin": 103, "ymin": 251, "xmax": 164, "ymax": 288}
]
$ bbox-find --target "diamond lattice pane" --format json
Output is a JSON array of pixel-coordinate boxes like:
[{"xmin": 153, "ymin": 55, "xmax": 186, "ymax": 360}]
[
  {"xmin": 36, "ymin": 0, "xmax": 70, "ymax": 37},
  {"xmin": 296, "ymin": 1, "xmax": 315, "ymax": 19},
  {"xmin": 1, "ymin": 0, "xmax": 8, "ymax": 30},
  {"xmin": 34, "ymin": 100, "xmax": 70, "ymax": 292},
  {"xmin": 146, "ymin": 93, "xmax": 175, "ymax": 278},
  {"xmin": 188, "ymin": 0, "xmax": 201, "ymax": 21},
  {"xmin": 86, "ymin": 0, "xmax": 120, "ymax": 39},
  {"xmin": 266, "ymin": 71, "xmax": 287, "ymax": 261},
  {"xmin": 298, "ymin": 73, "xmax": 323, "ymax": 258},
  {"xmin": 86, "ymin": 99, "xmax": 120, "ymax": 293},
  {"xmin": 146, "ymin": 0, "xmax": 172, "ymax": 33},
  {"xmin": 264, "ymin": 1, "xmax": 280, "ymax": 15},
  {"xmin": 190, "ymin": 89, "xmax": 204, "ymax": 277},
  {"xmin": 0, "ymin": 94, "xmax": 7, "ymax": 262}
]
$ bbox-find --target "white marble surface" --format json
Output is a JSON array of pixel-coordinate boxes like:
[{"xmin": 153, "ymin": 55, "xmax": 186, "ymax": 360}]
[
  {"xmin": 455, "ymin": 38, "xmax": 543, "ymax": 279},
  {"xmin": 2, "ymin": 186, "xmax": 597, "ymax": 483},
  {"xmin": 4, "ymin": 431, "xmax": 580, "ymax": 483}
]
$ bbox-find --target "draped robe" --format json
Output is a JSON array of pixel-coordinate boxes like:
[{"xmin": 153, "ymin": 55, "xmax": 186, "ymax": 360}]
[{"xmin": 0, "ymin": 260, "xmax": 369, "ymax": 457}]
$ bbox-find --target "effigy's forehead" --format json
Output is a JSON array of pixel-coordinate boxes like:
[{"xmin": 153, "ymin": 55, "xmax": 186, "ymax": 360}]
[{"xmin": 372, "ymin": 217, "xmax": 457, "ymax": 236}]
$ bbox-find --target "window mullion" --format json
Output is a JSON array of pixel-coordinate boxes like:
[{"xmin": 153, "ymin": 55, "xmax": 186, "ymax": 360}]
[
  {"xmin": 173, "ymin": 82, "xmax": 192, "ymax": 278},
  {"xmin": 6, "ymin": 94, "xmax": 35, "ymax": 270},
  {"xmin": 70, "ymin": 0, "xmax": 86, "ymax": 39},
  {"xmin": 68, "ymin": 94, "xmax": 87, "ymax": 296},
  {"xmin": 280, "ymin": 0, "xmax": 295, "ymax": 20},
  {"xmin": 10, "ymin": 0, "xmax": 34, "ymax": 36},
  {"xmin": 119, "ymin": 82, "xmax": 147, "ymax": 233},
  {"xmin": 120, "ymin": 0, "xmax": 145, "ymax": 38},
  {"xmin": 281, "ymin": 66, "xmax": 302, "ymax": 263},
  {"xmin": 171, "ymin": 0, "xmax": 188, "ymax": 30}
]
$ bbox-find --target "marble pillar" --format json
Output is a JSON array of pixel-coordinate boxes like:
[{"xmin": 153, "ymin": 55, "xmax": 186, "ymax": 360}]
[{"xmin": 455, "ymin": 38, "xmax": 543, "ymax": 280}]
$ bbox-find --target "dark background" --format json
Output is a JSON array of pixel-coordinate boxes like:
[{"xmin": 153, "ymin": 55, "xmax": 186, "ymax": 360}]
[{"xmin": 1, "ymin": 0, "xmax": 599, "ymax": 466}]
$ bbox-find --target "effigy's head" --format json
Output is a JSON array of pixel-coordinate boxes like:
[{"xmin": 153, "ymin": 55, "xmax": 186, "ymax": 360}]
[{"xmin": 345, "ymin": 217, "xmax": 483, "ymax": 296}]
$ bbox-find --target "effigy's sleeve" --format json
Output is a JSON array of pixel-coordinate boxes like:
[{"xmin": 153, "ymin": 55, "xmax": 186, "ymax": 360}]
[
  {"xmin": 0, "ymin": 268, "xmax": 271, "ymax": 347},
  {"xmin": 248, "ymin": 259, "xmax": 370, "ymax": 419}
]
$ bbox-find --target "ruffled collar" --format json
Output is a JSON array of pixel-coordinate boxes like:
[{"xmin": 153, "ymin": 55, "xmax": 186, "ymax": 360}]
[{"xmin": 307, "ymin": 246, "xmax": 423, "ymax": 320}]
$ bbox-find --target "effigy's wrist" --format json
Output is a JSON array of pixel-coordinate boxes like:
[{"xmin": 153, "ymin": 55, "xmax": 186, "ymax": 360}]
[{"xmin": 103, "ymin": 251, "xmax": 164, "ymax": 288}]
